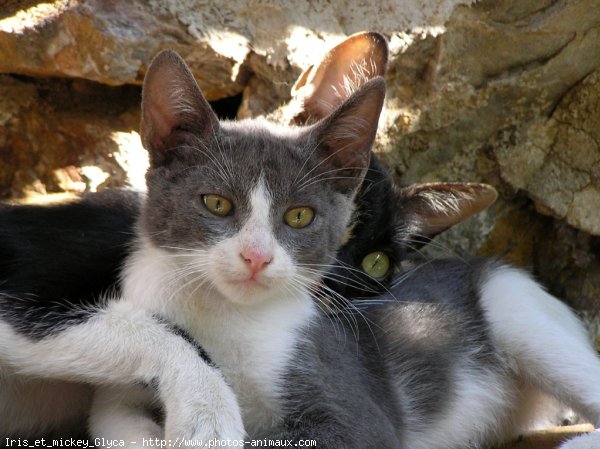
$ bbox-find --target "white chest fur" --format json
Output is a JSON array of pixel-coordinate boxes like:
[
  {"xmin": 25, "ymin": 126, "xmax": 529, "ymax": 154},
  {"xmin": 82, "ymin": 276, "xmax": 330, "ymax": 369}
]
[
  {"xmin": 176, "ymin": 296, "xmax": 315, "ymax": 435},
  {"xmin": 123, "ymin": 240, "xmax": 317, "ymax": 436}
]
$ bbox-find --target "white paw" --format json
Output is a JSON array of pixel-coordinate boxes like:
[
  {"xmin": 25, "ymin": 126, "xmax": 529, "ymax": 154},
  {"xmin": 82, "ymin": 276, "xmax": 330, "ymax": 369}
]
[
  {"xmin": 163, "ymin": 369, "xmax": 245, "ymax": 444},
  {"xmin": 559, "ymin": 429, "xmax": 600, "ymax": 449},
  {"xmin": 89, "ymin": 384, "xmax": 163, "ymax": 444}
]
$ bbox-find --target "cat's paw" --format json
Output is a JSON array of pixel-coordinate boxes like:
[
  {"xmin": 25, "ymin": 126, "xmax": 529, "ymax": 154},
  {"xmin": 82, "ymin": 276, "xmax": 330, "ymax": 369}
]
[
  {"xmin": 163, "ymin": 369, "xmax": 245, "ymax": 445},
  {"xmin": 558, "ymin": 429, "xmax": 600, "ymax": 449}
]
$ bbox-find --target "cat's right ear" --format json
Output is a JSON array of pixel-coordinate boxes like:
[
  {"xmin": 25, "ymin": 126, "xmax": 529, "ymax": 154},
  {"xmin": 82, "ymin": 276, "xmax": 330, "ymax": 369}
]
[
  {"xmin": 290, "ymin": 32, "xmax": 388, "ymax": 125},
  {"xmin": 140, "ymin": 50, "xmax": 219, "ymax": 166}
]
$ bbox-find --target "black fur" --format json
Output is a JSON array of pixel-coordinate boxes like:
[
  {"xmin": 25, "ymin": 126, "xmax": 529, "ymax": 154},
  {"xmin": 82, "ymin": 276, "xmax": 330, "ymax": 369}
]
[
  {"xmin": 323, "ymin": 157, "xmax": 408, "ymax": 300},
  {"xmin": 0, "ymin": 189, "xmax": 140, "ymax": 338},
  {"xmin": 155, "ymin": 316, "xmax": 214, "ymax": 367}
]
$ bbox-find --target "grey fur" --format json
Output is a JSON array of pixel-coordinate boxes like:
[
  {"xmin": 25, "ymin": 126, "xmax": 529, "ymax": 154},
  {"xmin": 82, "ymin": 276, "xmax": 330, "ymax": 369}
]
[{"xmin": 265, "ymin": 258, "xmax": 507, "ymax": 448}]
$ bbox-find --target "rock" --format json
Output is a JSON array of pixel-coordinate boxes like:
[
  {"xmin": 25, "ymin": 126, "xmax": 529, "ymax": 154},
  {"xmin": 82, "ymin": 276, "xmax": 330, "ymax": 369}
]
[
  {"xmin": 0, "ymin": 0, "xmax": 247, "ymax": 100},
  {"xmin": 496, "ymin": 69, "xmax": 600, "ymax": 235},
  {"xmin": 0, "ymin": 74, "xmax": 144, "ymax": 198},
  {"xmin": 503, "ymin": 424, "xmax": 595, "ymax": 449},
  {"xmin": 0, "ymin": 0, "xmax": 472, "ymax": 99}
]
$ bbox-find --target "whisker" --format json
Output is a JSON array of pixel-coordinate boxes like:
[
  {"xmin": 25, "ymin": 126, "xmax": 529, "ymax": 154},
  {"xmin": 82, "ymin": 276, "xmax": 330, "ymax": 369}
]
[
  {"xmin": 313, "ymin": 281, "xmax": 381, "ymax": 348},
  {"xmin": 326, "ymin": 256, "xmax": 399, "ymax": 301},
  {"xmin": 296, "ymin": 166, "xmax": 367, "ymax": 191},
  {"xmin": 294, "ymin": 139, "xmax": 364, "ymax": 188},
  {"xmin": 298, "ymin": 264, "xmax": 385, "ymax": 295}
]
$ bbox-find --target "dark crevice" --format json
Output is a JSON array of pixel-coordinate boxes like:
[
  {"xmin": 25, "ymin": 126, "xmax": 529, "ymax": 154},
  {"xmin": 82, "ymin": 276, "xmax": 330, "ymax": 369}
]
[
  {"xmin": 209, "ymin": 93, "xmax": 243, "ymax": 120},
  {"xmin": 3, "ymin": 73, "xmax": 141, "ymax": 115}
]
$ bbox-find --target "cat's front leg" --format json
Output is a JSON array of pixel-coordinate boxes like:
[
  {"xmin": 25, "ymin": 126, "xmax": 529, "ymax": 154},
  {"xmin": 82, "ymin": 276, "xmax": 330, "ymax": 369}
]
[
  {"xmin": 89, "ymin": 384, "xmax": 162, "ymax": 444},
  {"xmin": 92, "ymin": 361, "xmax": 245, "ymax": 446},
  {"xmin": 91, "ymin": 381, "xmax": 244, "ymax": 446},
  {"xmin": 0, "ymin": 299, "xmax": 244, "ymax": 440},
  {"xmin": 159, "ymin": 355, "xmax": 244, "ymax": 443},
  {"xmin": 91, "ymin": 380, "xmax": 244, "ymax": 448}
]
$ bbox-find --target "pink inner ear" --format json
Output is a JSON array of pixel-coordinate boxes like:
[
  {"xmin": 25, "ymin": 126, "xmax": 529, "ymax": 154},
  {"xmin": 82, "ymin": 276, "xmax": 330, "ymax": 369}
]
[
  {"xmin": 313, "ymin": 77, "xmax": 385, "ymax": 190},
  {"xmin": 140, "ymin": 50, "xmax": 220, "ymax": 164},
  {"xmin": 145, "ymin": 96, "xmax": 177, "ymax": 145},
  {"xmin": 407, "ymin": 183, "xmax": 498, "ymax": 236},
  {"xmin": 292, "ymin": 32, "xmax": 388, "ymax": 123},
  {"xmin": 292, "ymin": 64, "xmax": 315, "ymax": 93}
]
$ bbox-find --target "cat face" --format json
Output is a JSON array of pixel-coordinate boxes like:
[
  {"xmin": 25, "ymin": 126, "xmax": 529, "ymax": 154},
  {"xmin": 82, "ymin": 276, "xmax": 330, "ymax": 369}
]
[
  {"xmin": 322, "ymin": 175, "xmax": 498, "ymax": 301},
  {"xmin": 138, "ymin": 51, "xmax": 385, "ymax": 305}
]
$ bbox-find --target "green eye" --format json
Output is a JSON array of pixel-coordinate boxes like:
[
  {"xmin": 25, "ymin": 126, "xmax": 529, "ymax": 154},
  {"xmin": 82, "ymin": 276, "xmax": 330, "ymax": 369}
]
[
  {"xmin": 361, "ymin": 251, "xmax": 390, "ymax": 279},
  {"xmin": 284, "ymin": 207, "xmax": 314, "ymax": 229},
  {"xmin": 202, "ymin": 194, "xmax": 233, "ymax": 217}
]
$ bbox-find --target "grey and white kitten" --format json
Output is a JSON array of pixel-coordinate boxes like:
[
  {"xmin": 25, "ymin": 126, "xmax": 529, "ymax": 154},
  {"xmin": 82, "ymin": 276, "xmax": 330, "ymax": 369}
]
[{"xmin": 91, "ymin": 51, "xmax": 600, "ymax": 449}]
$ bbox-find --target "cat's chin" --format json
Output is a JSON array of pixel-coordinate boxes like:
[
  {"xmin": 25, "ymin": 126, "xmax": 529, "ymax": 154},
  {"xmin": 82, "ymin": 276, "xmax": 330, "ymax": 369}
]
[{"xmin": 215, "ymin": 277, "xmax": 291, "ymax": 306}]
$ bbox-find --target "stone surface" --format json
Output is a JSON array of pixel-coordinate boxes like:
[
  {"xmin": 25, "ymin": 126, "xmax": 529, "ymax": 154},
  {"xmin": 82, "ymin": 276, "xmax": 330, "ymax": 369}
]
[
  {"xmin": 496, "ymin": 69, "xmax": 600, "ymax": 235},
  {"xmin": 0, "ymin": 74, "xmax": 144, "ymax": 198},
  {"xmin": 0, "ymin": 0, "xmax": 471, "ymax": 97},
  {"xmin": 503, "ymin": 424, "xmax": 595, "ymax": 449},
  {"xmin": 0, "ymin": 0, "xmax": 247, "ymax": 99}
]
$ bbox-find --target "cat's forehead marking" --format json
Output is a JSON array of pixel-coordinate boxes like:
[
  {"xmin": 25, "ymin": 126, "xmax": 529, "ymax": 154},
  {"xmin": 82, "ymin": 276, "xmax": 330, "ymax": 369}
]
[
  {"xmin": 238, "ymin": 178, "xmax": 275, "ymax": 255},
  {"xmin": 248, "ymin": 178, "xmax": 271, "ymax": 225}
]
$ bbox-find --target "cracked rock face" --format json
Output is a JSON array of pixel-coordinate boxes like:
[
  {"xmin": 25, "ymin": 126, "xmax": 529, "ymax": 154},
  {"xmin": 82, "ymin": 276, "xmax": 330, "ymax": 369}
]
[
  {"xmin": 0, "ymin": 0, "xmax": 599, "ymax": 317},
  {"xmin": 496, "ymin": 69, "xmax": 600, "ymax": 236}
]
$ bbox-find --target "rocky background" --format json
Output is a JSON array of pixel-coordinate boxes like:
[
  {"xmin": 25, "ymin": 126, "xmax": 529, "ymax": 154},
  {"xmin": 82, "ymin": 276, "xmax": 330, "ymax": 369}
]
[{"xmin": 1, "ymin": 0, "xmax": 599, "ymax": 336}]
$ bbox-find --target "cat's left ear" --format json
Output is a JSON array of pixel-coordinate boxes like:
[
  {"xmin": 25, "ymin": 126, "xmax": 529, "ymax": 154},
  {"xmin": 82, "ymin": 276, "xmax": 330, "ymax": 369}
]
[
  {"xmin": 400, "ymin": 182, "xmax": 498, "ymax": 241},
  {"xmin": 305, "ymin": 76, "xmax": 386, "ymax": 193},
  {"xmin": 140, "ymin": 50, "xmax": 220, "ymax": 166}
]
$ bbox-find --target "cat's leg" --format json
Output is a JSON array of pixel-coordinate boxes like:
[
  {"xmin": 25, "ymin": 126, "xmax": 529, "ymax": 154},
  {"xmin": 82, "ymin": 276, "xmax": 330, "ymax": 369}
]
[
  {"xmin": 0, "ymin": 298, "xmax": 244, "ymax": 441},
  {"xmin": 89, "ymin": 384, "xmax": 162, "ymax": 444},
  {"xmin": 479, "ymin": 266, "xmax": 600, "ymax": 435}
]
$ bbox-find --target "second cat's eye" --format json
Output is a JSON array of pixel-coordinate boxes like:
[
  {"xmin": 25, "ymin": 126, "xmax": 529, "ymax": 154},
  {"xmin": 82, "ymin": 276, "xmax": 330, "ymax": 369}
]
[
  {"xmin": 361, "ymin": 251, "xmax": 390, "ymax": 279},
  {"xmin": 284, "ymin": 207, "xmax": 314, "ymax": 229},
  {"xmin": 202, "ymin": 194, "xmax": 233, "ymax": 217}
]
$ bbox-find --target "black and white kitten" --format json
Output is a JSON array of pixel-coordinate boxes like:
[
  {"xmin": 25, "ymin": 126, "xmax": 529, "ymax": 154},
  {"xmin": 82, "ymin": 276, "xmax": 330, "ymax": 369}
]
[{"xmin": 90, "ymin": 51, "xmax": 600, "ymax": 449}]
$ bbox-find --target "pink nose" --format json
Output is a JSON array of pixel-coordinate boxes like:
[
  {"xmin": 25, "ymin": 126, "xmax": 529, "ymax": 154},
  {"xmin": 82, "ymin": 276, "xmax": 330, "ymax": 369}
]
[{"xmin": 240, "ymin": 250, "xmax": 273, "ymax": 275}]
